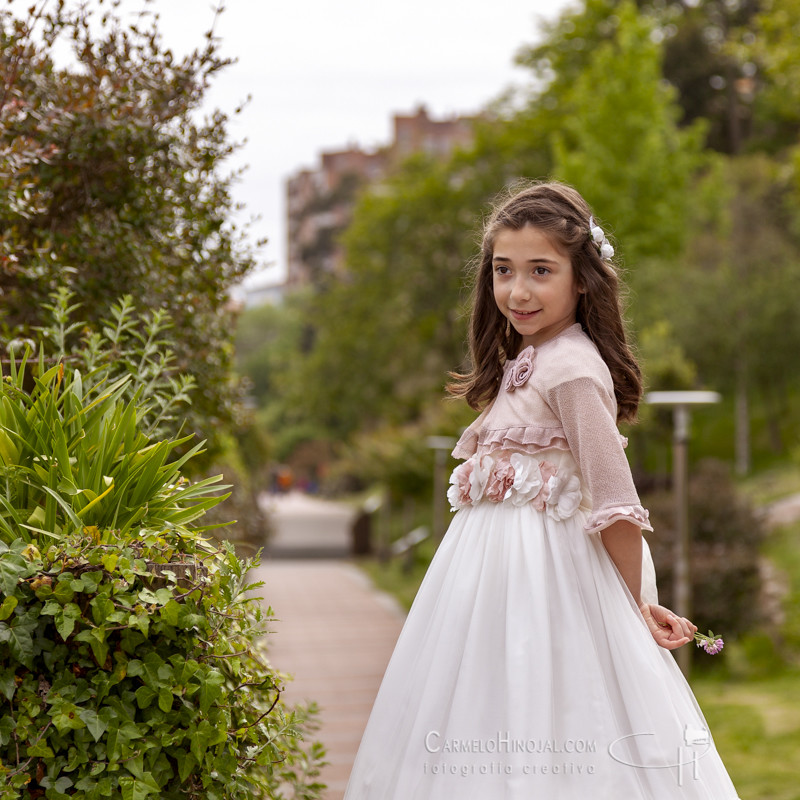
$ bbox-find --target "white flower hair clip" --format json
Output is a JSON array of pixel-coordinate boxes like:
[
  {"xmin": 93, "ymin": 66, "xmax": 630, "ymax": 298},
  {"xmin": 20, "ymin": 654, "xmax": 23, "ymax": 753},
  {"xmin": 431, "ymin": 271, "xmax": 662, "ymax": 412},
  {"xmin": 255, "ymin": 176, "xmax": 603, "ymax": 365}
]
[{"xmin": 588, "ymin": 216, "xmax": 614, "ymax": 260}]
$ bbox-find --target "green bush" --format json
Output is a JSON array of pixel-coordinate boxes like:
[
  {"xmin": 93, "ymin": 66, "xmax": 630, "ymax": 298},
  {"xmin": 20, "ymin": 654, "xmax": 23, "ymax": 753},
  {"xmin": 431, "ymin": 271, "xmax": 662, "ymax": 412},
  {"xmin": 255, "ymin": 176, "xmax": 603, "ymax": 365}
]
[
  {"xmin": 643, "ymin": 459, "xmax": 766, "ymax": 641},
  {"xmin": 0, "ymin": 352, "xmax": 325, "ymax": 798},
  {"xmin": 7, "ymin": 289, "xmax": 271, "ymax": 552}
]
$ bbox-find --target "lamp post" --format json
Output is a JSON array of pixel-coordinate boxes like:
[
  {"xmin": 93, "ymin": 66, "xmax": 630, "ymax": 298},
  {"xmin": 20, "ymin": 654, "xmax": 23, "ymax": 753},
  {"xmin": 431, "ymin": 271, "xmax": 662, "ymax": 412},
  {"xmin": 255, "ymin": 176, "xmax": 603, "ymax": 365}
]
[
  {"xmin": 644, "ymin": 391, "xmax": 721, "ymax": 678},
  {"xmin": 426, "ymin": 436, "xmax": 456, "ymax": 543}
]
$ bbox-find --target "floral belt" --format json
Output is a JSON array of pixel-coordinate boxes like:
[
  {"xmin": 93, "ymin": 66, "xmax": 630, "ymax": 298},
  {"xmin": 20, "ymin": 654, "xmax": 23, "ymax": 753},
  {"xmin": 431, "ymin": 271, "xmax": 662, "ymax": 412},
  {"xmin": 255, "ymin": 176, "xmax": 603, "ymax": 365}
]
[{"xmin": 448, "ymin": 452, "xmax": 583, "ymax": 520}]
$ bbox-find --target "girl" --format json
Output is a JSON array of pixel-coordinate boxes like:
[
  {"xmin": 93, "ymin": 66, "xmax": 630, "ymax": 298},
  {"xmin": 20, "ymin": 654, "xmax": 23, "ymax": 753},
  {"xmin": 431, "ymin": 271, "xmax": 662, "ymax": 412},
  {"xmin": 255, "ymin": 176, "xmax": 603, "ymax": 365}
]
[{"xmin": 343, "ymin": 182, "xmax": 740, "ymax": 799}]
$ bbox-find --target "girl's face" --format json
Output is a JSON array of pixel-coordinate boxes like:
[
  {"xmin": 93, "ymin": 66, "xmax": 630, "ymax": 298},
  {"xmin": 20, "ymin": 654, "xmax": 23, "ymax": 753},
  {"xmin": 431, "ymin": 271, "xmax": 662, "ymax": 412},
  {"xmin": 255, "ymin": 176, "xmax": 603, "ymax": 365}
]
[{"xmin": 492, "ymin": 224, "xmax": 580, "ymax": 349}]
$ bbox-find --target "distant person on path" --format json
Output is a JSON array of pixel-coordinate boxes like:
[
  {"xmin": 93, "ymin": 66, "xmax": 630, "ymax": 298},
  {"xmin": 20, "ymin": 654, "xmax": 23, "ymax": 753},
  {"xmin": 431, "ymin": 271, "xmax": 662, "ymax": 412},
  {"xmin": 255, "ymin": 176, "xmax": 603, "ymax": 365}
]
[{"xmin": 343, "ymin": 181, "xmax": 740, "ymax": 798}]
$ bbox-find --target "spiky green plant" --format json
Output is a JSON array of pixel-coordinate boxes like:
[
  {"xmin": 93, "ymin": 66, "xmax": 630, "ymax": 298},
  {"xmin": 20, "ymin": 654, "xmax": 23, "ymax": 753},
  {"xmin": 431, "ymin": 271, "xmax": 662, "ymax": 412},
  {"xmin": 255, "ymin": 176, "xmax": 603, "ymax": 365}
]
[{"xmin": 0, "ymin": 350, "xmax": 226, "ymax": 546}]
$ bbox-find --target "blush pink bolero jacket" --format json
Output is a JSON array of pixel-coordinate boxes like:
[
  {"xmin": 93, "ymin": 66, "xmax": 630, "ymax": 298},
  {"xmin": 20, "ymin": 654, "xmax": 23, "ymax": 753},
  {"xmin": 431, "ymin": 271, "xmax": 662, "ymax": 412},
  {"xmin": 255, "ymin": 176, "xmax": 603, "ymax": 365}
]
[{"xmin": 452, "ymin": 323, "xmax": 653, "ymax": 536}]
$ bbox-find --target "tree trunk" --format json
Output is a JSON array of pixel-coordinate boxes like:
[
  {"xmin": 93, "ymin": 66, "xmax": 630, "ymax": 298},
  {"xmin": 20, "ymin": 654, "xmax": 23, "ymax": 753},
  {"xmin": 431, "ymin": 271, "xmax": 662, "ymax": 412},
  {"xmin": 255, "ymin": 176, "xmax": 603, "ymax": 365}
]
[
  {"xmin": 735, "ymin": 359, "xmax": 750, "ymax": 476},
  {"xmin": 763, "ymin": 379, "xmax": 787, "ymax": 454}
]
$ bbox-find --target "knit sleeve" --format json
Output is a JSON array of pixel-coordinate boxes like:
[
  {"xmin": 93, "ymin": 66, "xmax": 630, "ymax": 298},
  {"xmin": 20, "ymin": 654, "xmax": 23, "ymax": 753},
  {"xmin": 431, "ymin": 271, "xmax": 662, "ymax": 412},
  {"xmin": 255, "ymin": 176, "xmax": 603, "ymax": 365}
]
[
  {"xmin": 451, "ymin": 401, "xmax": 494, "ymax": 460},
  {"xmin": 544, "ymin": 376, "xmax": 652, "ymax": 534}
]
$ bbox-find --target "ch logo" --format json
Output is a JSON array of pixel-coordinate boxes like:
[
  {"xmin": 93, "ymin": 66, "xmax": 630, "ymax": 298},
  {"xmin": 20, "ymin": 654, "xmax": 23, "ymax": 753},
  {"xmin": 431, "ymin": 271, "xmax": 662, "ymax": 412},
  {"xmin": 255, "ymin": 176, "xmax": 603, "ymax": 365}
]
[{"xmin": 608, "ymin": 725, "xmax": 712, "ymax": 786}]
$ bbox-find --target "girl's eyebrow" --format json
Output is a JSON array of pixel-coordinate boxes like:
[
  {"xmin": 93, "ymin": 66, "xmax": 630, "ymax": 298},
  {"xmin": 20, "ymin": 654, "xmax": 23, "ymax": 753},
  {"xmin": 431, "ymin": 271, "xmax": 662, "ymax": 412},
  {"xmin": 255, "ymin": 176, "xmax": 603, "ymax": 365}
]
[{"xmin": 492, "ymin": 255, "xmax": 560, "ymax": 264}]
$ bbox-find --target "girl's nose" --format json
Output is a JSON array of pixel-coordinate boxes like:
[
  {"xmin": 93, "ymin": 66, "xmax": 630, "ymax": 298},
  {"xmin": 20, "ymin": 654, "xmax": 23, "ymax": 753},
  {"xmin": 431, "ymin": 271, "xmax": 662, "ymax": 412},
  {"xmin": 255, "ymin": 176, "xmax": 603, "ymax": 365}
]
[{"xmin": 510, "ymin": 279, "xmax": 531, "ymax": 302}]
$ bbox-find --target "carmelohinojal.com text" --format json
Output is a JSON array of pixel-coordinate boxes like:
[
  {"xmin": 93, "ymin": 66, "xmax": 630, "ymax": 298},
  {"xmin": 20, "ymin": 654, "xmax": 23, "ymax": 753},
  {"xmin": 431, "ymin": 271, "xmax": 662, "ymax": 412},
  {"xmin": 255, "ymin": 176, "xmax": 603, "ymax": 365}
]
[{"xmin": 423, "ymin": 732, "xmax": 597, "ymax": 777}]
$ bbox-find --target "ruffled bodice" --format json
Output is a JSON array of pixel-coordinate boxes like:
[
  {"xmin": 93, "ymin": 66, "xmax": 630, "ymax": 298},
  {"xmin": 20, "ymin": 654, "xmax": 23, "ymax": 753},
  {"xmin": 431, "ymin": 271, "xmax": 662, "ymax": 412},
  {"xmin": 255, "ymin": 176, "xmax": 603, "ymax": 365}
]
[{"xmin": 450, "ymin": 325, "xmax": 652, "ymax": 535}]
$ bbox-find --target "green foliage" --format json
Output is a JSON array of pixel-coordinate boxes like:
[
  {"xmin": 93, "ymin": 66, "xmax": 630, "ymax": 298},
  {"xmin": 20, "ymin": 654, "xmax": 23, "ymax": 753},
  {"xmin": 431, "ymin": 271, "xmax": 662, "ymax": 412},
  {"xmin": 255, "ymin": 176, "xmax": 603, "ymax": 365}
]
[
  {"xmin": 327, "ymin": 399, "xmax": 474, "ymax": 501},
  {"xmin": 636, "ymin": 319, "xmax": 697, "ymax": 392},
  {"xmin": 0, "ymin": 536, "xmax": 324, "ymax": 799},
  {"xmin": 280, "ymin": 154, "xmax": 479, "ymax": 439},
  {"xmin": 516, "ymin": 0, "xmax": 625, "ymax": 109},
  {"xmin": 551, "ymin": 0, "xmax": 707, "ymax": 267},
  {"xmin": 21, "ymin": 291, "xmax": 270, "ymax": 549},
  {"xmin": 0, "ymin": 338, "xmax": 325, "ymax": 798},
  {"xmin": 653, "ymin": 154, "xmax": 800, "ymax": 463},
  {"xmin": 657, "ymin": 0, "xmax": 760, "ymax": 154},
  {"xmin": 691, "ymin": 670, "xmax": 800, "ymax": 799},
  {"xmin": 235, "ymin": 292, "xmax": 315, "ymax": 412},
  {"xmin": 0, "ymin": 348, "xmax": 226, "ymax": 546},
  {"xmin": 643, "ymin": 459, "xmax": 766, "ymax": 641},
  {"xmin": 197, "ymin": 430, "xmax": 273, "ymax": 557},
  {"xmin": 34, "ymin": 289, "xmax": 197, "ymax": 444},
  {"xmin": 733, "ymin": 0, "xmax": 800, "ymax": 153},
  {"xmin": 761, "ymin": 518, "xmax": 800, "ymax": 657},
  {"xmin": 0, "ymin": 1, "xmax": 255, "ymax": 456}
]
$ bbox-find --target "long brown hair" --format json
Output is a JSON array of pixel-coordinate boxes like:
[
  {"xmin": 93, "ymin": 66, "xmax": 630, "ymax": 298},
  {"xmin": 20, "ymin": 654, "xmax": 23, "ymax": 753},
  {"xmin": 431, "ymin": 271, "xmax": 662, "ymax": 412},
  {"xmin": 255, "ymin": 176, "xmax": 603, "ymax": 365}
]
[{"xmin": 447, "ymin": 180, "xmax": 643, "ymax": 423}]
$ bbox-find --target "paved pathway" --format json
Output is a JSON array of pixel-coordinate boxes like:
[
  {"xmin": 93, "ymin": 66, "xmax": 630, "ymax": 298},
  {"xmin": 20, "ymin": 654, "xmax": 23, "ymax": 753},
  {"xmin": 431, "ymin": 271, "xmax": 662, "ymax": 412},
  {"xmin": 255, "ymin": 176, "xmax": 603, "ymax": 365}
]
[
  {"xmin": 250, "ymin": 492, "xmax": 406, "ymax": 800},
  {"xmin": 260, "ymin": 491, "xmax": 355, "ymax": 559}
]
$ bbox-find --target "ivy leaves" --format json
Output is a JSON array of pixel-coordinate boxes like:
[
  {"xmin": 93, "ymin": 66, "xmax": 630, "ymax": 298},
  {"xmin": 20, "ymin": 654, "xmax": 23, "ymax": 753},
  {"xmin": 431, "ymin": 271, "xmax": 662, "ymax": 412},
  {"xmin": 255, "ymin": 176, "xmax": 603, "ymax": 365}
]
[{"xmin": 0, "ymin": 538, "xmax": 326, "ymax": 799}]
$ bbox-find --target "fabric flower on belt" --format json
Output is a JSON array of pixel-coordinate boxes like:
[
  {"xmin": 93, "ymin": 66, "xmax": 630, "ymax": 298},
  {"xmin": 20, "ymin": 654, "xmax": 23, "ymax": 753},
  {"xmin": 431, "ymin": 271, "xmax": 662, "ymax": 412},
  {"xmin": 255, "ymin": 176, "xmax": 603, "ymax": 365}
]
[
  {"xmin": 505, "ymin": 345, "xmax": 535, "ymax": 392},
  {"xmin": 447, "ymin": 460, "xmax": 474, "ymax": 511},
  {"xmin": 485, "ymin": 455, "xmax": 515, "ymax": 502},
  {"xmin": 545, "ymin": 473, "xmax": 583, "ymax": 521},
  {"xmin": 468, "ymin": 455, "xmax": 493, "ymax": 504},
  {"xmin": 446, "ymin": 455, "xmax": 492, "ymax": 511},
  {"xmin": 506, "ymin": 453, "xmax": 541, "ymax": 506}
]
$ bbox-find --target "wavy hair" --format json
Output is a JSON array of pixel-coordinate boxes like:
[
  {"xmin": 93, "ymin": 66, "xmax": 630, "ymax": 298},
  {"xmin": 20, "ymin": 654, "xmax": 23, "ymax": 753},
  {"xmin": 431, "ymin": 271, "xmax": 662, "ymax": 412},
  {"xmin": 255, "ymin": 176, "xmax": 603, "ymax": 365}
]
[{"xmin": 447, "ymin": 180, "xmax": 643, "ymax": 423}]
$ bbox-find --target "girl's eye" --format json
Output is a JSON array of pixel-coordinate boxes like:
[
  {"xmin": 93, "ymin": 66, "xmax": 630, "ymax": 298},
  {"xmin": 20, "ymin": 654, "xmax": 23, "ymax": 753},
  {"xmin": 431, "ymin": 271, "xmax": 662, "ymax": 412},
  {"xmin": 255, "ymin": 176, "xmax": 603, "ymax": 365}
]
[
  {"xmin": 534, "ymin": 266, "xmax": 550, "ymax": 276},
  {"xmin": 494, "ymin": 264, "xmax": 510, "ymax": 274}
]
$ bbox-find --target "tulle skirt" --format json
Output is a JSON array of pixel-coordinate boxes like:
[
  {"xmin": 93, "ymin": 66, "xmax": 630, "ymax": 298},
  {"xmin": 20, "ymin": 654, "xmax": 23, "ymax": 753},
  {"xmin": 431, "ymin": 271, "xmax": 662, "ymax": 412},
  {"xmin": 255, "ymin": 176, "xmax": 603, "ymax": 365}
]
[{"xmin": 343, "ymin": 499, "xmax": 741, "ymax": 799}]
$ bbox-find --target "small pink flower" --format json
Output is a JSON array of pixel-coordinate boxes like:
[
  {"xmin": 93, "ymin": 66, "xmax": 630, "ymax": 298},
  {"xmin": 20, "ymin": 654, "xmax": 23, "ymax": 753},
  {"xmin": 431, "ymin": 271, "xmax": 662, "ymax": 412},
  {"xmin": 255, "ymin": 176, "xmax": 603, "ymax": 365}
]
[
  {"xmin": 485, "ymin": 455, "xmax": 515, "ymax": 502},
  {"xmin": 505, "ymin": 346, "xmax": 535, "ymax": 392},
  {"xmin": 695, "ymin": 630, "xmax": 724, "ymax": 655}
]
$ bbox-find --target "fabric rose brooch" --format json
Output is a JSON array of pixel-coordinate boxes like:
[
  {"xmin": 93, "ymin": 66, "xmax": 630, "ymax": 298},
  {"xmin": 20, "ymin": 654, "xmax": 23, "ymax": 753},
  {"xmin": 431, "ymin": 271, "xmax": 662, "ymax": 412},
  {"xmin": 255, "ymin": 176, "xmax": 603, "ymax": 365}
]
[{"xmin": 505, "ymin": 345, "xmax": 535, "ymax": 392}]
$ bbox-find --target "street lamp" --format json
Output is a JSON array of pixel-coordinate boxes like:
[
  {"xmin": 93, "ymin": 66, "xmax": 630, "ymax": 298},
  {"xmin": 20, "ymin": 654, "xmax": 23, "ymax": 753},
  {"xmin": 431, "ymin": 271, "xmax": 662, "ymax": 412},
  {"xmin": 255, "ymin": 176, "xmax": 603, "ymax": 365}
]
[{"xmin": 645, "ymin": 391, "xmax": 721, "ymax": 678}]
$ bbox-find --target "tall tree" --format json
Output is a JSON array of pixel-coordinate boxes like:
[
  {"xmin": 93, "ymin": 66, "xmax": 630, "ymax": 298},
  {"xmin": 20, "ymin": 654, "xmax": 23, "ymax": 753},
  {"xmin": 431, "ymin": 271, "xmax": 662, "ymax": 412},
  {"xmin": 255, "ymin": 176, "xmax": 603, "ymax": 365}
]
[
  {"xmin": 0, "ymin": 1, "xmax": 255, "ymax": 447},
  {"xmin": 659, "ymin": 155, "xmax": 800, "ymax": 472},
  {"xmin": 744, "ymin": 0, "xmax": 800, "ymax": 152},
  {"xmin": 549, "ymin": 0, "xmax": 707, "ymax": 270},
  {"xmin": 658, "ymin": 0, "xmax": 760, "ymax": 154}
]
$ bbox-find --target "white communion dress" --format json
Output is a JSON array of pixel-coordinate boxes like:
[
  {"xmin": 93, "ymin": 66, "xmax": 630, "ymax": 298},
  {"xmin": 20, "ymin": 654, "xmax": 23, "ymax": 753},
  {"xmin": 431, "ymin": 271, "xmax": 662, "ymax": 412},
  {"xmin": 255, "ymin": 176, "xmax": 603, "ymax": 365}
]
[{"xmin": 343, "ymin": 324, "xmax": 740, "ymax": 800}]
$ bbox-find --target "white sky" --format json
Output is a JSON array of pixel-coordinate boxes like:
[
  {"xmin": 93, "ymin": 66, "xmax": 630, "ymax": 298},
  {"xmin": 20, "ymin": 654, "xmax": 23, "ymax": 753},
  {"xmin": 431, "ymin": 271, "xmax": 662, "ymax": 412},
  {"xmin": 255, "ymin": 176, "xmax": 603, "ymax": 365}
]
[{"xmin": 15, "ymin": 0, "xmax": 575, "ymax": 286}]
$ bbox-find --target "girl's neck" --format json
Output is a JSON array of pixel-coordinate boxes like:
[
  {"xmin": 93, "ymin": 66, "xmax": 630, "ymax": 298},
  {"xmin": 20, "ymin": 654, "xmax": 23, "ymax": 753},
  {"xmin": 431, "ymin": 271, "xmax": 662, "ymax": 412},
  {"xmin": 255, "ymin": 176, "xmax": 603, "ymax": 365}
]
[{"xmin": 519, "ymin": 321, "xmax": 580, "ymax": 352}]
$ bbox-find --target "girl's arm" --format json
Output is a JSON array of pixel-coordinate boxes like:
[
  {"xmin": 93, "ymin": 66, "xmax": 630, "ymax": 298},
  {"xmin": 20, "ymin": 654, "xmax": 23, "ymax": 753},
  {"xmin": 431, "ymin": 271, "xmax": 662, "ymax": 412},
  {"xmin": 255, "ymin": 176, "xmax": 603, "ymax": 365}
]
[
  {"xmin": 546, "ymin": 372, "xmax": 697, "ymax": 650},
  {"xmin": 600, "ymin": 519, "xmax": 642, "ymax": 603},
  {"xmin": 602, "ymin": 519, "xmax": 697, "ymax": 649}
]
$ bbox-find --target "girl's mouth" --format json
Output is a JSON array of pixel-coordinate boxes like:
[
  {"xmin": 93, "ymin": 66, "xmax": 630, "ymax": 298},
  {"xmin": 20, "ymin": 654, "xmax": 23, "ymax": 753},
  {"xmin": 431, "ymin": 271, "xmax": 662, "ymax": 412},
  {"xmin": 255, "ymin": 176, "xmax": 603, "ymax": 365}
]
[{"xmin": 511, "ymin": 309, "xmax": 540, "ymax": 319}]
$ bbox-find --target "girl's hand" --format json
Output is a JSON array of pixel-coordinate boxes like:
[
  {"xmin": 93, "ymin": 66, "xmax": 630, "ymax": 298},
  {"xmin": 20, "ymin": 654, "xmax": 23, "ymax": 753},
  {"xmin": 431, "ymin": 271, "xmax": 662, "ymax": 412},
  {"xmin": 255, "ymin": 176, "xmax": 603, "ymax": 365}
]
[{"xmin": 638, "ymin": 603, "xmax": 698, "ymax": 650}]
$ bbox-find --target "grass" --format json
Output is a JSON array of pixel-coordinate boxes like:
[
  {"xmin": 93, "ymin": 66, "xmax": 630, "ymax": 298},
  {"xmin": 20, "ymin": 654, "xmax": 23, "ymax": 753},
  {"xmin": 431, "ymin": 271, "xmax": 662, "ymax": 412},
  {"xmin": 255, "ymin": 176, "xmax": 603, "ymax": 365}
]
[
  {"xmin": 675, "ymin": 485, "xmax": 800, "ymax": 800},
  {"xmin": 739, "ymin": 463, "xmax": 800, "ymax": 507},
  {"xmin": 692, "ymin": 670, "xmax": 800, "ymax": 800},
  {"xmin": 760, "ymin": 520, "xmax": 800, "ymax": 659}
]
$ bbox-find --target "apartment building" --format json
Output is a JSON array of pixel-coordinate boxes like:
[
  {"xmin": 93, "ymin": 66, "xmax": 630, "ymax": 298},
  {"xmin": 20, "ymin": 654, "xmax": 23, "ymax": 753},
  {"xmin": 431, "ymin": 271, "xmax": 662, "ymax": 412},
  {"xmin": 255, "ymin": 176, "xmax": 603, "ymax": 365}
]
[{"xmin": 286, "ymin": 106, "xmax": 475, "ymax": 287}]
